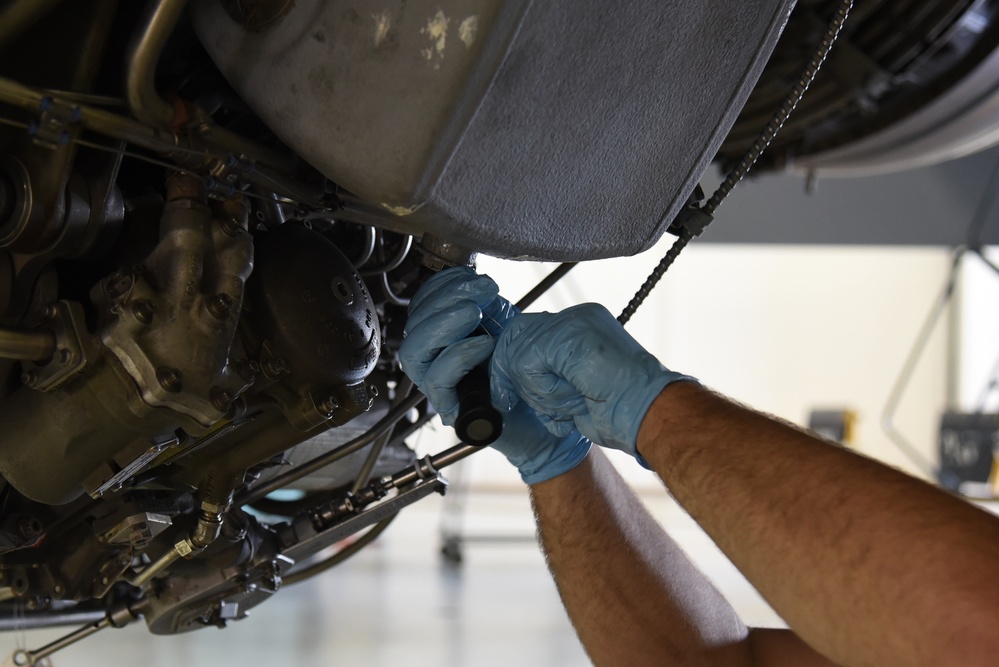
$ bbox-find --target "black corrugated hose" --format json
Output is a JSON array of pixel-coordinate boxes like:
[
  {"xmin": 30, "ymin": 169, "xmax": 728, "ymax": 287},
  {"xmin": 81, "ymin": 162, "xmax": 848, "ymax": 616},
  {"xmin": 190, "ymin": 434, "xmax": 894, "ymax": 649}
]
[{"xmin": 618, "ymin": 0, "xmax": 854, "ymax": 326}]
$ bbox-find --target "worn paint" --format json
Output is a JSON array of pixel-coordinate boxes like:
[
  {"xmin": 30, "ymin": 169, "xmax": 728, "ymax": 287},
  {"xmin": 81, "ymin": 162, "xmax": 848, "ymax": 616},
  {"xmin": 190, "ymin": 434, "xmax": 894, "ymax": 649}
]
[
  {"xmin": 458, "ymin": 16, "xmax": 478, "ymax": 48},
  {"xmin": 372, "ymin": 10, "xmax": 391, "ymax": 47},
  {"xmin": 420, "ymin": 10, "xmax": 449, "ymax": 66},
  {"xmin": 381, "ymin": 203, "xmax": 419, "ymax": 216}
]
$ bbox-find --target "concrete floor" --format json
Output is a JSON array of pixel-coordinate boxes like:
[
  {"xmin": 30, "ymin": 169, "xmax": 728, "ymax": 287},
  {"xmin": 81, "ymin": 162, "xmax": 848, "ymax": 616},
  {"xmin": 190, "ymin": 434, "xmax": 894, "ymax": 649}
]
[{"xmin": 3, "ymin": 486, "xmax": 782, "ymax": 667}]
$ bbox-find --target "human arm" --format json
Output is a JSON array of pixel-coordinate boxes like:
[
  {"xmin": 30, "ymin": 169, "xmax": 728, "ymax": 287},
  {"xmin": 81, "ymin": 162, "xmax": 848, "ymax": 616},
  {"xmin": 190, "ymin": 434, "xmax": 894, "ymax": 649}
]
[
  {"xmin": 530, "ymin": 445, "xmax": 839, "ymax": 667},
  {"xmin": 636, "ymin": 381, "xmax": 999, "ymax": 667},
  {"xmin": 492, "ymin": 301, "xmax": 999, "ymax": 667}
]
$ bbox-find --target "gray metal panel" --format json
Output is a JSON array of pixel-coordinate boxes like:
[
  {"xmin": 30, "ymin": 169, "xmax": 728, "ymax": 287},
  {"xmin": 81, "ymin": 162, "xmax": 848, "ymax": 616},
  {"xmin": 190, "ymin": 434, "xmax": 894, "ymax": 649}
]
[
  {"xmin": 413, "ymin": 1, "xmax": 795, "ymax": 260},
  {"xmin": 196, "ymin": 0, "xmax": 795, "ymax": 260}
]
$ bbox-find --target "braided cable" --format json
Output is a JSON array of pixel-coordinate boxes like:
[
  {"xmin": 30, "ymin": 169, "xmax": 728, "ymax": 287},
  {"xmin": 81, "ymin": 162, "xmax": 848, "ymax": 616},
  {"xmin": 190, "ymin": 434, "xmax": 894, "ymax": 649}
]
[{"xmin": 618, "ymin": 0, "xmax": 854, "ymax": 326}]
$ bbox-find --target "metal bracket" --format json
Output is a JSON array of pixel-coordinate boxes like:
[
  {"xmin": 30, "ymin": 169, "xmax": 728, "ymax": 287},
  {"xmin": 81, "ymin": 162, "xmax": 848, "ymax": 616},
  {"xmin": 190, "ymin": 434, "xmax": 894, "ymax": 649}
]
[
  {"xmin": 279, "ymin": 472, "xmax": 447, "ymax": 563},
  {"xmin": 27, "ymin": 96, "xmax": 82, "ymax": 149}
]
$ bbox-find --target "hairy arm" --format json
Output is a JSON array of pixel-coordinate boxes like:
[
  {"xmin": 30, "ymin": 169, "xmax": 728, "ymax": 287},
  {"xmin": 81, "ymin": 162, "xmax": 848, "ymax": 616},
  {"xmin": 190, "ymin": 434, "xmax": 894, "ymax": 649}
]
[
  {"xmin": 530, "ymin": 447, "xmax": 838, "ymax": 666},
  {"xmin": 639, "ymin": 382, "xmax": 999, "ymax": 667}
]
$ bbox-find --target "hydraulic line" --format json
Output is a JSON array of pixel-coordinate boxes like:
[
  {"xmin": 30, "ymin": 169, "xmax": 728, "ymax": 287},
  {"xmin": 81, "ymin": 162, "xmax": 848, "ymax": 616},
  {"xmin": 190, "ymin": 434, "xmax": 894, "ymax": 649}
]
[
  {"xmin": 0, "ymin": 327, "xmax": 56, "ymax": 360},
  {"xmin": 618, "ymin": 0, "xmax": 854, "ymax": 326}
]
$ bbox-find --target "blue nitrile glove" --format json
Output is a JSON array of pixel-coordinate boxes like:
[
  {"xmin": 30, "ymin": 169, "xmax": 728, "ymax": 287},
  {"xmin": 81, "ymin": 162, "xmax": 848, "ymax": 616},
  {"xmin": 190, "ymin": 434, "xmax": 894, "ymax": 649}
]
[
  {"xmin": 490, "ymin": 303, "xmax": 695, "ymax": 457},
  {"xmin": 400, "ymin": 267, "xmax": 590, "ymax": 484}
]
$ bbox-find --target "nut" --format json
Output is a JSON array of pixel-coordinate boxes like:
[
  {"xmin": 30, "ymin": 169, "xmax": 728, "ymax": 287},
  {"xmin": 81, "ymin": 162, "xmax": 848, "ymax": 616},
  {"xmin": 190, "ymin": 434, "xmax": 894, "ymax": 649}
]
[
  {"xmin": 207, "ymin": 293, "xmax": 235, "ymax": 320},
  {"xmin": 131, "ymin": 299, "xmax": 155, "ymax": 324},
  {"xmin": 156, "ymin": 367, "xmax": 183, "ymax": 393}
]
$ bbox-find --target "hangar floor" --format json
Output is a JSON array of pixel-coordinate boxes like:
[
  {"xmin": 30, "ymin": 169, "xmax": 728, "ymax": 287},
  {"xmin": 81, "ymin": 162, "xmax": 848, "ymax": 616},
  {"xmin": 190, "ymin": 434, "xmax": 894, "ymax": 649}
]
[{"xmin": 3, "ymin": 484, "xmax": 782, "ymax": 667}]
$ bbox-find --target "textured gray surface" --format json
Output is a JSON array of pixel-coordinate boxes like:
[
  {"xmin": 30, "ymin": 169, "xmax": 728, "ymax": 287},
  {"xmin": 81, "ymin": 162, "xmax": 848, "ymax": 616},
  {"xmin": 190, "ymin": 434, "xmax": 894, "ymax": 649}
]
[
  {"xmin": 413, "ymin": 1, "xmax": 795, "ymax": 260},
  {"xmin": 197, "ymin": 0, "xmax": 794, "ymax": 261}
]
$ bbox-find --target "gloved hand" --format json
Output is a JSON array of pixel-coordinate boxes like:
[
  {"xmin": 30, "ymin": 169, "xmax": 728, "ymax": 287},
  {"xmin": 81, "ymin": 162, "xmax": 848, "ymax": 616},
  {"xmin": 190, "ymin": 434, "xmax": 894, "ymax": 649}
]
[
  {"xmin": 400, "ymin": 267, "xmax": 590, "ymax": 484},
  {"xmin": 490, "ymin": 303, "xmax": 694, "ymax": 457}
]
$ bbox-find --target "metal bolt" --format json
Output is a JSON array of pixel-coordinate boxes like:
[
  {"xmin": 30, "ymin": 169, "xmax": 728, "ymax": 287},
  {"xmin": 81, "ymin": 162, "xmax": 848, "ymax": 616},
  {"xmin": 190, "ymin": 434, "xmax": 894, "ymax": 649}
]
[
  {"xmin": 53, "ymin": 583, "xmax": 63, "ymax": 596},
  {"xmin": 20, "ymin": 371, "xmax": 36, "ymax": 387},
  {"xmin": 43, "ymin": 304, "xmax": 58, "ymax": 319},
  {"xmin": 211, "ymin": 387, "xmax": 233, "ymax": 411},
  {"xmin": 207, "ymin": 293, "xmax": 235, "ymax": 320},
  {"xmin": 17, "ymin": 517, "xmax": 42, "ymax": 540},
  {"xmin": 219, "ymin": 214, "xmax": 243, "ymax": 237},
  {"xmin": 156, "ymin": 367, "xmax": 183, "ymax": 393},
  {"xmin": 132, "ymin": 299, "xmax": 155, "ymax": 324},
  {"xmin": 264, "ymin": 357, "xmax": 289, "ymax": 377},
  {"xmin": 58, "ymin": 348, "xmax": 72, "ymax": 365}
]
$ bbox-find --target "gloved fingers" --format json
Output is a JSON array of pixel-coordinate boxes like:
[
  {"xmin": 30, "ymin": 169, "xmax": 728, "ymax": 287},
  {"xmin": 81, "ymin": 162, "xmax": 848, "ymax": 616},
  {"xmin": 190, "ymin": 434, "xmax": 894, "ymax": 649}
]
[
  {"xmin": 406, "ymin": 267, "xmax": 500, "ymax": 335},
  {"xmin": 422, "ymin": 335, "xmax": 495, "ymax": 425},
  {"xmin": 534, "ymin": 412, "xmax": 578, "ymax": 440},
  {"xmin": 479, "ymin": 296, "xmax": 519, "ymax": 338},
  {"xmin": 399, "ymin": 300, "xmax": 484, "ymax": 385}
]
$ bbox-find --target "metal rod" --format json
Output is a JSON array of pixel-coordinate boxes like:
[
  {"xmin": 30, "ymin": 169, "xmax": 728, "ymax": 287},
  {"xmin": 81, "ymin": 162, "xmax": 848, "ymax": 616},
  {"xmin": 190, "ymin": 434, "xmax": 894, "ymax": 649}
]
[
  {"xmin": 351, "ymin": 379, "xmax": 415, "ymax": 495},
  {"xmin": 0, "ymin": 0, "xmax": 65, "ymax": 49},
  {"xmin": 881, "ymin": 248, "xmax": 964, "ymax": 477},
  {"xmin": 126, "ymin": 0, "xmax": 189, "ymax": 128},
  {"xmin": 14, "ymin": 618, "xmax": 110, "ymax": 666},
  {"xmin": 0, "ymin": 327, "xmax": 56, "ymax": 360},
  {"xmin": 516, "ymin": 263, "xmax": 578, "ymax": 310},
  {"xmin": 128, "ymin": 547, "xmax": 181, "ymax": 588},
  {"xmin": 237, "ymin": 392, "xmax": 426, "ymax": 506},
  {"xmin": 0, "ymin": 608, "xmax": 106, "ymax": 631},
  {"xmin": 389, "ymin": 444, "xmax": 479, "ymax": 490}
]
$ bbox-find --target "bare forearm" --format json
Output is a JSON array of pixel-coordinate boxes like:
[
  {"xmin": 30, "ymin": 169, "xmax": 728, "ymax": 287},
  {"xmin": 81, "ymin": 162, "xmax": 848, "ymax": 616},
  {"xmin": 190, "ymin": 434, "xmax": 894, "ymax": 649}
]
[
  {"xmin": 529, "ymin": 448, "xmax": 751, "ymax": 667},
  {"xmin": 640, "ymin": 382, "xmax": 999, "ymax": 667}
]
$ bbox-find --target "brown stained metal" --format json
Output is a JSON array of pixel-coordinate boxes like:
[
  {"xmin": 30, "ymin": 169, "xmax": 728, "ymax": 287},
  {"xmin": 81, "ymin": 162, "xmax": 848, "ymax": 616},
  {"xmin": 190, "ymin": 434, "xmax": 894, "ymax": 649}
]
[{"xmin": 165, "ymin": 172, "xmax": 206, "ymax": 203}]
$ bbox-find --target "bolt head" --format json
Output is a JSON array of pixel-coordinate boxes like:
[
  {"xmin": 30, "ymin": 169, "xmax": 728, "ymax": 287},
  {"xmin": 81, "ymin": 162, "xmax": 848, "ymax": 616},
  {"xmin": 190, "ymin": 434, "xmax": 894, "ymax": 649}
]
[
  {"xmin": 208, "ymin": 293, "xmax": 235, "ymax": 319},
  {"xmin": 211, "ymin": 387, "xmax": 233, "ymax": 411},
  {"xmin": 156, "ymin": 367, "xmax": 183, "ymax": 393},
  {"xmin": 131, "ymin": 299, "xmax": 155, "ymax": 324},
  {"xmin": 20, "ymin": 371, "xmax": 36, "ymax": 387}
]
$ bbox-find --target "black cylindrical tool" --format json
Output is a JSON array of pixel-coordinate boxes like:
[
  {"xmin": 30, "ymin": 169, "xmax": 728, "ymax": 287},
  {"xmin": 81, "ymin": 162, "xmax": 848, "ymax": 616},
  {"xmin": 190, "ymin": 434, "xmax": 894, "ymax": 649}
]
[
  {"xmin": 417, "ymin": 235, "xmax": 503, "ymax": 446},
  {"xmin": 454, "ymin": 364, "xmax": 502, "ymax": 446}
]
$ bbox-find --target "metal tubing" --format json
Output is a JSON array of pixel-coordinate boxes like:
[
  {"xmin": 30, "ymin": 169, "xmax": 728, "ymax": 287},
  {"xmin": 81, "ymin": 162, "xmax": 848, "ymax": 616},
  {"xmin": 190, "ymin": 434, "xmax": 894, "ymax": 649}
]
[
  {"xmin": 0, "ymin": 327, "xmax": 55, "ymax": 360},
  {"xmin": 0, "ymin": 608, "xmax": 106, "ymax": 631},
  {"xmin": 0, "ymin": 0, "xmax": 65, "ymax": 49},
  {"xmin": 351, "ymin": 380, "xmax": 415, "ymax": 495},
  {"xmin": 128, "ymin": 547, "xmax": 181, "ymax": 587},
  {"xmin": 515, "ymin": 263, "xmax": 578, "ymax": 310},
  {"xmin": 237, "ymin": 392, "xmax": 427, "ymax": 507},
  {"xmin": 14, "ymin": 617, "xmax": 110, "ymax": 666},
  {"xmin": 126, "ymin": 0, "xmax": 189, "ymax": 129}
]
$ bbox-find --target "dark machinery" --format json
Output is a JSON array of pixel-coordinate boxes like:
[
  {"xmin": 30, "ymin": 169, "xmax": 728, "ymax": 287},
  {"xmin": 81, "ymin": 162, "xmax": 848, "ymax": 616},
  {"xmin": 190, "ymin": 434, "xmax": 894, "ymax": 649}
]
[{"xmin": 0, "ymin": 0, "xmax": 998, "ymax": 662}]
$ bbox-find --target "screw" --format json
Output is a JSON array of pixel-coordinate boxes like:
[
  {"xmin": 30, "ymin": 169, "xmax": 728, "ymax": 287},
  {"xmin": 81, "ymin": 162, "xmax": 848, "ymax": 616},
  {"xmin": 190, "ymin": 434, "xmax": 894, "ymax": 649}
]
[
  {"xmin": 58, "ymin": 348, "xmax": 72, "ymax": 365},
  {"xmin": 132, "ymin": 299, "xmax": 155, "ymax": 323},
  {"xmin": 207, "ymin": 293, "xmax": 235, "ymax": 319},
  {"xmin": 20, "ymin": 371, "xmax": 36, "ymax": 387},
  {"xmin": 156, "ymin": 367, "xmax": 183, "ymax": 393},
  {"xmin": 211, "ymin": 387, "xmax": 233, "ymax": 411}
]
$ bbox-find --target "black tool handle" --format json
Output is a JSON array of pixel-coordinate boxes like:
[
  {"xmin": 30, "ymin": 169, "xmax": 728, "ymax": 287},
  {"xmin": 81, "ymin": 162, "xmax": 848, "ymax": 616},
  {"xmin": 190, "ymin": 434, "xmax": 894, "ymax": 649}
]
[{"xmin": 454, "ymin": 364, "xmax": 503, "ymax": 446}]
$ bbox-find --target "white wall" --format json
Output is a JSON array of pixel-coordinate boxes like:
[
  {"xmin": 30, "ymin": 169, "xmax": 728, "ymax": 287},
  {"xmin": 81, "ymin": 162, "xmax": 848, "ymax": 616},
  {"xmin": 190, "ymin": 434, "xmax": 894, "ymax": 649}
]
[
  {"xmin": 957, "ymin": 247, "xmax": 999, "ymax": 413},
  {"xmin": 416, "ymin": 239, "xmax": 956, "ymax": 489}
]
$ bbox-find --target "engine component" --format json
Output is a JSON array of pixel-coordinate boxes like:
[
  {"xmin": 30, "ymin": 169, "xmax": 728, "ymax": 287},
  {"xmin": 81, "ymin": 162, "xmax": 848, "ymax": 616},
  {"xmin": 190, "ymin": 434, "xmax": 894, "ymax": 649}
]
[
  {"xmin": 718, "ymin": 0, "xmax": 999, "ymax": 175},
  {"xmin": 192, "ymin": 0, "xmax": 795, "ymax": 261},
  {"xmin": 0, "ymin": 176, "xmax": 254, "ymax": 505},
  {"xmin": 242, "ymin": 222, "xmax": 380, "ymax": 431}
]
